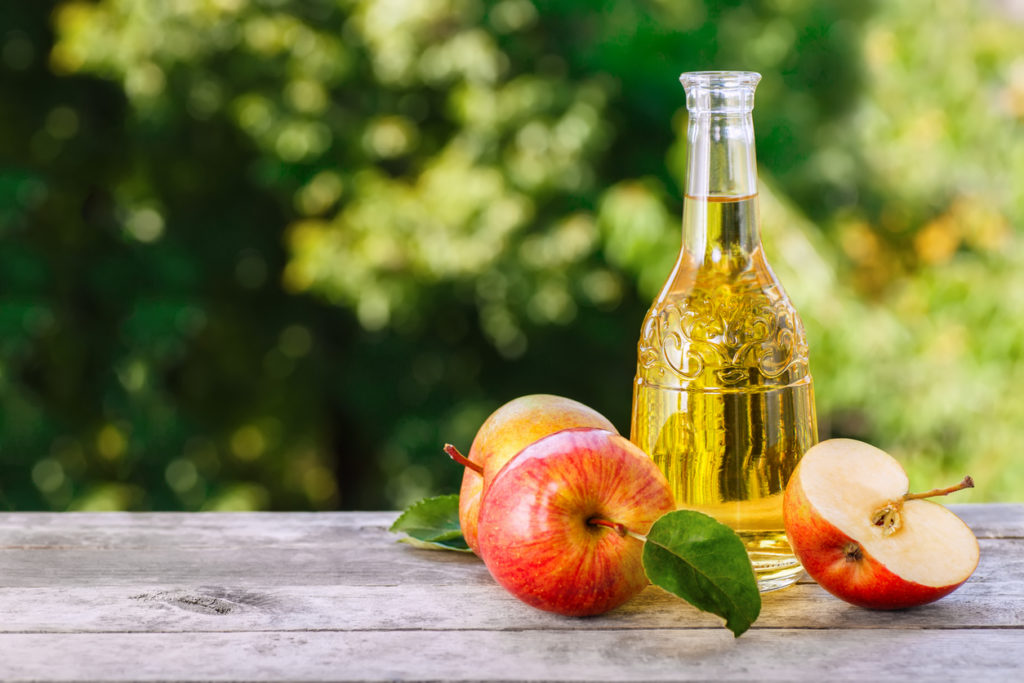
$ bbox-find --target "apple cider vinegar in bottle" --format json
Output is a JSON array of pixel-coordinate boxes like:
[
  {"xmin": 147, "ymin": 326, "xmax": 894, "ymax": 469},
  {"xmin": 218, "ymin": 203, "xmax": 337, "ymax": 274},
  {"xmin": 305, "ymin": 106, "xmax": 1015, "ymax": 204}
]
[{"xmin": 630, "ymin": 72, "xmax": 817, "ymax": 592}]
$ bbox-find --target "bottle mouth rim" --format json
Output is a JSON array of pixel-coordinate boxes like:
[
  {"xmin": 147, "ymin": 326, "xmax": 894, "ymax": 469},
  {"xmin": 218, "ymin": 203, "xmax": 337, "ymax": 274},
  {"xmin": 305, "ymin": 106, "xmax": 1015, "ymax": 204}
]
[{"xmin": 679, "ymin": 71, "xmax": 761, "ymax": 89}]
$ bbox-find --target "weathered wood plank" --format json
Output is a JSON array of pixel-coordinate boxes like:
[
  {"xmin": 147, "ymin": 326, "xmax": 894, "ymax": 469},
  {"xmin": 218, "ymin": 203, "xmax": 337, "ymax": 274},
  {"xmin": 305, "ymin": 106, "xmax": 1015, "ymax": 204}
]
[
  {"xmin": 0, "ymin": 533, "xmax": 1018, "ymax": 632},
  {"xmin": 0, "ymin": 512, "xmax": 387, "ymax": 548},
  {"xmin": 0, "ymin": 528, "xmax": 1017, "ymax": 589},
  {"xmin": 0, "ymin": 629, "xmax": 1021, "ymax": 681},
  {"xmin": 949, "ymin": 503, "xmax": 1024, "ymax": 538},
  {"xmin": 0, "ymin": 544, "xmax": 487, "ymax": 587},
  {"xmin": 1, "ymin": 513, "xmax": 1018, "ymax": 594},
  {"xmin": 0, "ymin": 511, "xmax": 483, "ymax": 588},
  {"xmin": 0, "ymin": 507, "xmax": 1019, "ymax": 681},
  {"xmin": 0, "ymin": 504, "xmax": 1017, "ymax": 548},
  {"xmin": 0, "ymin": 573, "xmax": 1021, "ymax": 634}
]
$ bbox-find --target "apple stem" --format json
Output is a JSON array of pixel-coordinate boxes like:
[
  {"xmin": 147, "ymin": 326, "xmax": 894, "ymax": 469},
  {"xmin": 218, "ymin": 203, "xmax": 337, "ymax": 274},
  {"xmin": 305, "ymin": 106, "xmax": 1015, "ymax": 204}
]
[
  {"xmin": 903, "ymin": 475, "xmax": 974, "ymax": 502},
  {"xmin": 872, "ymin": 475, "xmax": 975, "ymax": 536},
  {"xmin": 586, "ymin": 517, "xmax": 647, "ymax": 542},
  {"xmin": 588, "ymin": 517, "xmax": 628, "ymax": 536},
  {"xmin": 443, "ymin": 444, "xmax": 483, "ymax": 476}
]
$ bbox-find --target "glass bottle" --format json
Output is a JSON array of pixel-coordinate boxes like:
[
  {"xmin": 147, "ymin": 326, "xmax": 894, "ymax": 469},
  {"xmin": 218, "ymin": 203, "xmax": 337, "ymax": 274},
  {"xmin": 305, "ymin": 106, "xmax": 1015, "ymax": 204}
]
[{"xmin": 630, "ymin": 71, "xmax": 818, "ymax": 592}]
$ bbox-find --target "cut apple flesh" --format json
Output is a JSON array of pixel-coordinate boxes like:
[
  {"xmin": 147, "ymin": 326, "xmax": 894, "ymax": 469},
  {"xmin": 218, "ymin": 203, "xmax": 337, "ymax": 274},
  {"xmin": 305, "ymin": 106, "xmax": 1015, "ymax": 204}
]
[{"xmin": 797, "ymin": 439, "xmax": 979, "ymax": 587}]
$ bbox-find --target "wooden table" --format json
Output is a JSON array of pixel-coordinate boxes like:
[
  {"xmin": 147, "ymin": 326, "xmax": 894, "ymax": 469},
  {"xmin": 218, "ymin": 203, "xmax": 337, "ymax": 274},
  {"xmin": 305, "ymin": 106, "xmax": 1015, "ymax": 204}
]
[{"xmin": 0, "ymin": 504, "xmax": 1021, "ymax": 681}]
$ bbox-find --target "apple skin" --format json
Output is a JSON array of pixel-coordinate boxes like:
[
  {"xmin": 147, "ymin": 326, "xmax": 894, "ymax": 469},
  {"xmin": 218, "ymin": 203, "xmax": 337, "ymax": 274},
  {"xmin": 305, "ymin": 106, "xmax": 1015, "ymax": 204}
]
[
  {"xmin": 477, "ymin": 427, "xmax": 675, "ymax": 617},
  {"xmin": 459, "ymin": 395, "xmax": 616, "ymax": 555}
]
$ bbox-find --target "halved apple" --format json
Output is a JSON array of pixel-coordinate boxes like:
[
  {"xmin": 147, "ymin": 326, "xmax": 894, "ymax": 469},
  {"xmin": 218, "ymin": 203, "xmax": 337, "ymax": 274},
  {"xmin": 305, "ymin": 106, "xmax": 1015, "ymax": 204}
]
[{"xmin": 783, "ymin": 438, "xmax": 979, "ymax": 609}]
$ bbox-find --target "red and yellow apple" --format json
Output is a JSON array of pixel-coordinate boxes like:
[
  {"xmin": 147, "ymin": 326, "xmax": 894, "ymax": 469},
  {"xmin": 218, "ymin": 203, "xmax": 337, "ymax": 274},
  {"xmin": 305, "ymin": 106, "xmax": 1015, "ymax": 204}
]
[
  {"xmin": 477, "ymin": 427, "xmax": 675, "ymax": 616},
  {"xmin": 784, "ymin": 438, "xmax": 979, "ymax": 609},
  {"xmin": 456, "ymin": 394, "xmax": 616, "ymax": 555}
]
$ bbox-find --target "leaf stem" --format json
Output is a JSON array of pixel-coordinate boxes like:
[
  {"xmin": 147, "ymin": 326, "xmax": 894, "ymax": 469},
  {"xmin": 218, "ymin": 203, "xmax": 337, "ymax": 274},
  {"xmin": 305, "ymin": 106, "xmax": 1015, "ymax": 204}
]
[
  {"xmin": 903, "ymin": 475, "xmax": 974, "ymax": 501},
  {"xmin": 443, "ymin": 444, "xmax": 482, "ymax": 475},
  {"xmin": 627, "ymin": 529, "xmax": 648, "ymax": 543}
]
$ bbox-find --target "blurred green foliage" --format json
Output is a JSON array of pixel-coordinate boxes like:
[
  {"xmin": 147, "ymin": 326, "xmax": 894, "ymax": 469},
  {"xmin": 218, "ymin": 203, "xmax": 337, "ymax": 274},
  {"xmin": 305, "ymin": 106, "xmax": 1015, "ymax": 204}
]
[{"xmin": 1, "ymin": 0, "xmax": 1022, "ymax": 510}]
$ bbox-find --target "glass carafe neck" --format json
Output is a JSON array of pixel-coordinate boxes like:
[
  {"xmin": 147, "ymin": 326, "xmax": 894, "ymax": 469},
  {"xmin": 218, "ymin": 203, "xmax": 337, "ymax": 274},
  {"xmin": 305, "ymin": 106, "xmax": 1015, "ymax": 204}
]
[{"xmin": 680, "ymin": 71, "xmax": 761, "ymax": 262}]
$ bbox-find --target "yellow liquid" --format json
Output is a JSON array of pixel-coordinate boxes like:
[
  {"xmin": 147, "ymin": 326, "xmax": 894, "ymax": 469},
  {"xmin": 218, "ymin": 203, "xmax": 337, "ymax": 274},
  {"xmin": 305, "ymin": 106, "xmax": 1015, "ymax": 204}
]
[{"xmin": 630, "ymin": 195, "xmax": 817, "ymax": 592}]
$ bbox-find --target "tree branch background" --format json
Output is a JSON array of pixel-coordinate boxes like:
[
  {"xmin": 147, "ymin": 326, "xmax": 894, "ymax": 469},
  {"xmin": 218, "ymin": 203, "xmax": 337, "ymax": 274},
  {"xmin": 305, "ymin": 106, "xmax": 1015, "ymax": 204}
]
[{"xmin": 2, "ymin": 0, "xmax": 1022, "ymax": 511}]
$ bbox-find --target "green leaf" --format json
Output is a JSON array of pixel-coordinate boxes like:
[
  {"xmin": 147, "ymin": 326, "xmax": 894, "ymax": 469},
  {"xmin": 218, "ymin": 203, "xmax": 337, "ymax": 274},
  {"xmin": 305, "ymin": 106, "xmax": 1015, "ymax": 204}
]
[
  {"xmin": 398, "ymin": 535, "xmax": 471, "ymax": 552},
  {"xmin": 642, "ymin": 510, "xmax": 761, "ymax": 637},
  {"xmin": 389, "ymin": 494, "xmax": 472, "ymax": 552}
]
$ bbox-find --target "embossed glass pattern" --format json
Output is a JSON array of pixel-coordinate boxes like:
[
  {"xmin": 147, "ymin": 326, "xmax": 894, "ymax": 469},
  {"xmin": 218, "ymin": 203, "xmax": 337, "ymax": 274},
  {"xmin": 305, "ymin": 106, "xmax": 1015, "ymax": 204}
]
[{"xmin": 630, "ymin": 71, "xmax": 818, "ymax": 592}]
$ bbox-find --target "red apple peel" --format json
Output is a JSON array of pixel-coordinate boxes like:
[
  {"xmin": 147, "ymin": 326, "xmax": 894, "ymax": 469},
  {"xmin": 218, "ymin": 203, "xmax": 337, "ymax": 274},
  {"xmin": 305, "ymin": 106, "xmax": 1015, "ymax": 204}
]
[{"xmin": 477, "ymin": 428, "xmax": 675, "ymax": 616}]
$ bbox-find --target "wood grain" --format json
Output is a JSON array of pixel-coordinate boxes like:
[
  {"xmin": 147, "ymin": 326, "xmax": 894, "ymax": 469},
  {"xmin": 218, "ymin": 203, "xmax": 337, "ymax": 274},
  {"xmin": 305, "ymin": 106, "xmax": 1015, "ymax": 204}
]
[
  {"xmin": 0, "ymin": 504, "xmax": 1020, "ymax": 681},
  {"xmin": 0, "ymin": 575, "xmax": 1021, "ymax": 634},
  {"xmin": 0, "ymin": 629, "xmax": 1021, "ymax": 682},
  {"xmin": 0, "ymin": 504, "xmax": 1017, "ymax": 546}
]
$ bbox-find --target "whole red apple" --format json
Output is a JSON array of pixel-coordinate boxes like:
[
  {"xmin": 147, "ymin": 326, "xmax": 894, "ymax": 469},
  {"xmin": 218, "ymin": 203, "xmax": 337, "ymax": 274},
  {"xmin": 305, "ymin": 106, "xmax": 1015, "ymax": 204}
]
[
  {"xmin": 784, "ymin": 438, "xmax": 979, "ymax": 609},
  {"xmin": 477, "ymin": 427, "xmax": 675, "ymax": 616},
  {"xmin": 456, "ymin": 395, "xmax": 616, "ymax": 555}
]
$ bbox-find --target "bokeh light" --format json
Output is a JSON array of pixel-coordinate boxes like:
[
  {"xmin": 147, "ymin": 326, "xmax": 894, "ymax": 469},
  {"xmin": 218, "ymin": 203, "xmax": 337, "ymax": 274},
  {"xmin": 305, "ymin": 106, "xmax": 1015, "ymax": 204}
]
[{"xmin": 0, "ymin": 0, "xmax": 1022, "ymax": 511}]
